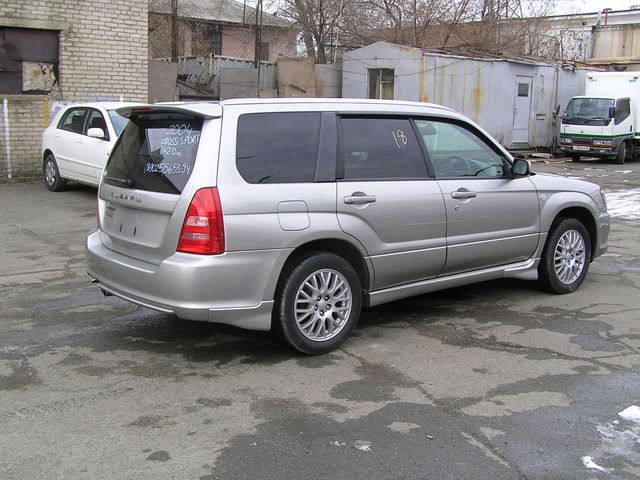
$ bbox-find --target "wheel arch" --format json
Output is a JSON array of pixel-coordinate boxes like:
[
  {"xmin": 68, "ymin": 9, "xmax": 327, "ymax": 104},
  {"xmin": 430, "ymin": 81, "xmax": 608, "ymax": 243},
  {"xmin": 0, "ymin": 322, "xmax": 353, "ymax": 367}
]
[
  {"xmin": 42, "ymin": 149, "xmax": 54, "ymax": 163},
  {"xmin": 549, "ymin": 206, "xmax": 598, "ymax": 261},
  {"xmin": 274, "ymin": 238, "xmax": 372, "ymax": 305}
]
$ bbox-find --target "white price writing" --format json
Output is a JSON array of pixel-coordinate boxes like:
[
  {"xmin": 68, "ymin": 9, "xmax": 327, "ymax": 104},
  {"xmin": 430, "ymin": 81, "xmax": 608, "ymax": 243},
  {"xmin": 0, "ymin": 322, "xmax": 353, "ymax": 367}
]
[
  {"xmin": 166, "ymin": 123, "xmax": 193, "ymax": 136},
  {"xmin": 144, "ymin": 162, "xmax": 192, "ymax": 176}
]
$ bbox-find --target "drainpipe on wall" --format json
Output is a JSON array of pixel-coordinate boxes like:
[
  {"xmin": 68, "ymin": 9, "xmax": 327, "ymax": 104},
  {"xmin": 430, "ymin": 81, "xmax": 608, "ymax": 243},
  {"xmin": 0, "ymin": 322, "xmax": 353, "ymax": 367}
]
[{"xmin": 2, "ymin": 98, "xmax": 12, "ymax": 181}]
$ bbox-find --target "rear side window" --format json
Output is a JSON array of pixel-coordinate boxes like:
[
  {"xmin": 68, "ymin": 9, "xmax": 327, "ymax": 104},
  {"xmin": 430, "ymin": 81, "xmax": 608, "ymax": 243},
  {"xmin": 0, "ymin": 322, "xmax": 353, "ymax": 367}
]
[
  {"xmin": 58, "ymin": 108, "xmax": 87, "ymax": 134},
  {"xmin": 340, "ymin": 117, "xmax": 427, "ymax": 180},
  {"xmin": 236, "ymin": 112, "xmax": 321, "ymax": 183},
  {"xmin": 104, "ymin": 112, "xmax": 202, "ymax": 194}
]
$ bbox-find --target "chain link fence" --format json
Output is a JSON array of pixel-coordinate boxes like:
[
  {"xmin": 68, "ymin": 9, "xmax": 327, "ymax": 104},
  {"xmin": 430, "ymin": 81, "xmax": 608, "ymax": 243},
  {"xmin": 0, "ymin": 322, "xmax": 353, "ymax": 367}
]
[{"xmin": 148, "ymin": 0, "xmax": 297, "ymax": 99}]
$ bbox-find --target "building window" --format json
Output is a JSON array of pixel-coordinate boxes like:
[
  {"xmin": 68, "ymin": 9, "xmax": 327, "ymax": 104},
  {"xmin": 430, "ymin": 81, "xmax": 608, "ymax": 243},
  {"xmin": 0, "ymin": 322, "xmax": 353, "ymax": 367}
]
[
  {"xmin": 368, "ymin": 68, "xmax": 394, "ymax": 100},
  {"xmin": 191, "ymin": 23, "xmax": 222, "ymax": 56},
  {"xmin": 260, "ymin": 43, "xmax": 269, "ymax": 61},
  {"xmin": 0, "ymin": 27, "xmax": 59, "ymax": 94}
]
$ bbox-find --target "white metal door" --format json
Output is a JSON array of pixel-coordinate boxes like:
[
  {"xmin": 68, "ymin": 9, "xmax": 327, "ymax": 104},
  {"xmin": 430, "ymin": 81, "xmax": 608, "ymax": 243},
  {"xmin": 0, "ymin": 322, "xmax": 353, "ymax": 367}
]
[{"xmin": 512, "ymin": 76, "xmax": 532, "ymax": 145}]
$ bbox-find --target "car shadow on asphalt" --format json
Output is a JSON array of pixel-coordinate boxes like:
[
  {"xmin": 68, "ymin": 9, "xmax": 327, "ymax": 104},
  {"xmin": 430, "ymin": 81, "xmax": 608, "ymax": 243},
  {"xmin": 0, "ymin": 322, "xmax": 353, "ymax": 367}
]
[{"xmin": 79, "ymin": 278, "xmax": 537, "ymax": 366}]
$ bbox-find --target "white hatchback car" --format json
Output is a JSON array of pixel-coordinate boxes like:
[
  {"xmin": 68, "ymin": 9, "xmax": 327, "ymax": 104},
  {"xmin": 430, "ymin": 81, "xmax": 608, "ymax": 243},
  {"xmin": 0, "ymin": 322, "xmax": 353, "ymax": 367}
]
[{"xmin": 41, "ymin": 102, "xmax": 144, "ymax": 191}]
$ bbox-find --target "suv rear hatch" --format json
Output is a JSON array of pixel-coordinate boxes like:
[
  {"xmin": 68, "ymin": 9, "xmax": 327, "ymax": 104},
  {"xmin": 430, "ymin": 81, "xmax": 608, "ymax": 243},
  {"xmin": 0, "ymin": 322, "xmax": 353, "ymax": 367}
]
[{"xmin": 97, "ymin": 105, "xmax": 221, "ymax": 264}]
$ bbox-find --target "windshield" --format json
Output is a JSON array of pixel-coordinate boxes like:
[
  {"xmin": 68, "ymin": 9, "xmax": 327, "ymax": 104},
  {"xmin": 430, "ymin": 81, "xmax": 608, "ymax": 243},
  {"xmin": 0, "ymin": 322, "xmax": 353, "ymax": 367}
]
[
  {"xmin": 562, "ymin": 98, "xmax": 614, "ymax": 126},
  {"xmin": 108, "ymin": 110, "xmax": 130, "ymax": 136}
]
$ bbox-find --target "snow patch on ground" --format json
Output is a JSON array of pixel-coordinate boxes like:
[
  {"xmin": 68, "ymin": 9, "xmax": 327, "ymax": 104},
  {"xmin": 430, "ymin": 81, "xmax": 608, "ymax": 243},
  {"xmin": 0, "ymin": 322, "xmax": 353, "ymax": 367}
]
[
  {"xmin": 583, "ymin": 406, "xmax": 640, "ymax": 474},
  {"xmin": 581, "ymin": 456, "xmax": 613, "ymax": 473},
  {"xmin": 619, "ymin": 405, "xmax": 640, "ymax": 423},
  {"xmin": 605, "ymin": 189, "xmax": 640, "ymax": 220}
]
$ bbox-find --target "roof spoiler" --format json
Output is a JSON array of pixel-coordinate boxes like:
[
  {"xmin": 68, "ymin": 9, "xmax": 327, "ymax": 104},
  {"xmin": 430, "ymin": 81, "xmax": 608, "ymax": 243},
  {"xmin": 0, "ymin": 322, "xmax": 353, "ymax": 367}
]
[{"xmin": 116, "ymin": 104, "xmax": 222, "ymax": 119}]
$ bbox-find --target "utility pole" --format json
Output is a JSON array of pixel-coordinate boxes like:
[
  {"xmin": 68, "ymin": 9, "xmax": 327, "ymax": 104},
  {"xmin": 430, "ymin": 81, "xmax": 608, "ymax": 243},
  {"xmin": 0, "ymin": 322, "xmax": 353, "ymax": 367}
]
[
  {"xmin": 171, "ymin": 0, "xmax": 178, "ymax": 61},
  {"xmin": 254, "ymin": 0, "xmax": 263, "ymax": 97}
]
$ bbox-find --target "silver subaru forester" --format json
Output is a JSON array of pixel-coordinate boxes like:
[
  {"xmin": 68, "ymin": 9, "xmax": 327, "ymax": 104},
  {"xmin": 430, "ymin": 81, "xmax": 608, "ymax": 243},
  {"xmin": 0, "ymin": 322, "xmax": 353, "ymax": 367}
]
[{"xmin": 86, "ymin": 99, "xmax": 610, "ymax": 354}]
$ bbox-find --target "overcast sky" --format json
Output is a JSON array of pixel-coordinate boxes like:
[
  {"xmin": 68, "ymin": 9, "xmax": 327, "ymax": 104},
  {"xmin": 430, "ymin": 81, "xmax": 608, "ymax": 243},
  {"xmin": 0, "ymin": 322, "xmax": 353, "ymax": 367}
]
[{"xmin": 553, "ymin": 0, "xmax": 634, "ymax": 14}]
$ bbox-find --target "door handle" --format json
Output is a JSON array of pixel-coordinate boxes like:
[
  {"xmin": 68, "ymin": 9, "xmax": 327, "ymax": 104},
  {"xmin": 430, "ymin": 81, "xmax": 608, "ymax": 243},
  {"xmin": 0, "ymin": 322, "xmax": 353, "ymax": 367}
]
[
  {"xmin": 344, "ymin": 193, "xmax": 376, "ymax": 205},
  {"xmin": 451, "ymin": 190, "xmax": 477, "ymax": 199}
]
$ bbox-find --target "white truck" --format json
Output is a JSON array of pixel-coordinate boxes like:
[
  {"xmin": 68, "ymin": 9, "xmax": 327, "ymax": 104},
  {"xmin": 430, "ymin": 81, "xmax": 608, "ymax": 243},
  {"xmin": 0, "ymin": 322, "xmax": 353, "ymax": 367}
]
[{"xmin": 559, "ymin": 71, "xmax": 639, "ymax": 164}]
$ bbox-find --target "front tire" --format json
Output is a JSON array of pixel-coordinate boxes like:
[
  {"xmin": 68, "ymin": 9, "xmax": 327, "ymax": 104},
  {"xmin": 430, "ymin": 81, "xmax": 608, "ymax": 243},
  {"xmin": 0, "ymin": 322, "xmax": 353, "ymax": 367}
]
[
  {"xmin": 538, "ymin": 218, "xmax": 591, "ymax": 294},
  {"xmin": 571, "ymin": 154, "xmax": 581, "ymax": 163},
  {"xmin": 275, "ymin": 252, "xmax": 362, "ymax": 354},
  {"xmin": 43, "ymin": 154, "xmax": 67, "ymax": 192}
]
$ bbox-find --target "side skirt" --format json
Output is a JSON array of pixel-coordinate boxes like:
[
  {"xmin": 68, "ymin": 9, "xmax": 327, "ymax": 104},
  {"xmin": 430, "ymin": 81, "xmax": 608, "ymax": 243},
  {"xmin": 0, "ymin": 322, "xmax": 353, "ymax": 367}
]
[{"xmin": 367, "ymin": 258, "xmax": 540, "ymax": 307}]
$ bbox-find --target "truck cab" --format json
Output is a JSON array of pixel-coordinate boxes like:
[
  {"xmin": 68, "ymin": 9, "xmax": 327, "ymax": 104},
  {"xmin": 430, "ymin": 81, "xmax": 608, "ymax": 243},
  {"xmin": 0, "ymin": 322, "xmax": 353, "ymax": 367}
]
[{"xmin": 558, "ymin": 73, "xmax": 637, "ymax": 164}]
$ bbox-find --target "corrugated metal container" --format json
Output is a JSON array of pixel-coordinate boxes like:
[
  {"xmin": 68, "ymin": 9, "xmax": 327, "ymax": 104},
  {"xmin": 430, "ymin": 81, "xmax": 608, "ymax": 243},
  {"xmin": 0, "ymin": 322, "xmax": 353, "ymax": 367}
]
[{"xmin": 342, "ymin": 42, "xmax": 596, "ymax": 149}]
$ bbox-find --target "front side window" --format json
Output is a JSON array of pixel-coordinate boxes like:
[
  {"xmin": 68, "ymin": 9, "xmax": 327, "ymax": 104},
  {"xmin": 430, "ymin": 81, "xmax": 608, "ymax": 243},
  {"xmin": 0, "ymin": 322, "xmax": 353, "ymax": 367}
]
[
  {"xmin": 368, "ymin": 68, "xmax": 394, "ymax": 100},
  {"xmin": 615, "ymin": 99, "xmax": 631, "ymax": 125},
  {"xmin": 85, "ymin": 109, "xmax": 109, "ymax": 139},
  {"xmin": 415, "ymin": 120, "xmax": 505, "ymax": 178},
  {"xmin": 58, "ymin": 108, "xmax": 87, "ymax": 134},
  {"xmin": 340, "ymin": 117, "xmax": 427, "ymax": 180},
  {"xmin": 236, "ymin": 112, "xmax": 321, "ymax": 184}
]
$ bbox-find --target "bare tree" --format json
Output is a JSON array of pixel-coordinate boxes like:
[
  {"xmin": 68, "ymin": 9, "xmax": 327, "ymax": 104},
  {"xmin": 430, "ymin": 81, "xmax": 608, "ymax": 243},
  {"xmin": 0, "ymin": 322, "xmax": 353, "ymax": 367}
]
[
  {"xmin": 280, "ymin": 0, "xmax": 349, "ymax": 62},
  {"xmin": 279, "ymin": 0, "xmax": 572, "ymax": 63}
]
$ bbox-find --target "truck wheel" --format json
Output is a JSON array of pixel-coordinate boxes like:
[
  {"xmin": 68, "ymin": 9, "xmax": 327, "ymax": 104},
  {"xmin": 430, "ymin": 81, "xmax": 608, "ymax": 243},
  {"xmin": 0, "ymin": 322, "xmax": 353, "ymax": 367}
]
[
  {"xmin": 616, "ymin": 141, "xmax": 627, "ymax": 164},
  {"xmin": 274, "ymin": 252, "xmax": 362, "ymax": 354},
  {"xmin": 538, "ymin": 218, "xmax": 591, "ymax": 294},
  {"xmin": 570, "ymin": 154, "xmax": 580, "ymax": 162}
]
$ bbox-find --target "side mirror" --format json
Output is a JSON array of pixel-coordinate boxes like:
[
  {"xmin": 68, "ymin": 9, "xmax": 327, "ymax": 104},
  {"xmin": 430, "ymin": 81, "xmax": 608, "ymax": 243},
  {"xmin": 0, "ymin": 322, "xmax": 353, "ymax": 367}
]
[
  {"xmin": 554, "ymin": 105, "xmax": 561, "ymax": 118},
  {"xmin": 608, "ymin": 106, "xmax": 616, "ymax": 119},
  {"xmin": 87, "ymin": 127, "xmax": 106, "ymax": 139},
  {"xmin": 511, "ymin": 158, "xmax": 531, "ymax": 177}
]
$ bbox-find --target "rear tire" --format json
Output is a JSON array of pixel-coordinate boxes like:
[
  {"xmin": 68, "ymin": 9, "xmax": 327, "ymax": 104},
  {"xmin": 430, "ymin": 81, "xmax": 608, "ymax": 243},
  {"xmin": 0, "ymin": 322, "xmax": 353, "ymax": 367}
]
[
  {"xmin": 616, "ymin": 141, "xmax": 626, "ymax": 165},
  {"xmin": 538, "ymin": 218, "xmax": 591, "ymax": 294},
  {"xmin": 274, "ymin": 252, "xmax": 362, "ymax": 354},
  {"xmin": 570, "ymin": 154, "xmax": 581, "ymax": 162},
  {"xmin": 43, "ymin": 154, "xmax": 67, "ymax": 192}
]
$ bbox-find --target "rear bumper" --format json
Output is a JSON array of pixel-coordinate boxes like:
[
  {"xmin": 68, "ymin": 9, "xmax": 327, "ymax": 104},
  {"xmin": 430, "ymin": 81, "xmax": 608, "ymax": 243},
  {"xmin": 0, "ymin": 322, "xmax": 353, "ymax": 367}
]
[{"xmin": 86, "ymin": 230, "xmax": 289, "ymax": 330}]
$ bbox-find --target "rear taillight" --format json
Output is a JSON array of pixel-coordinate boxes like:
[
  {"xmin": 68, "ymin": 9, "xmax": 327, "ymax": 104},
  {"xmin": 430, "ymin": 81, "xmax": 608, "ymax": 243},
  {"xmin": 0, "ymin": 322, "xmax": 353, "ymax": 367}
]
[{"xmin": 177, "ymin": 187, "xmax": 225, "ymax": 255}]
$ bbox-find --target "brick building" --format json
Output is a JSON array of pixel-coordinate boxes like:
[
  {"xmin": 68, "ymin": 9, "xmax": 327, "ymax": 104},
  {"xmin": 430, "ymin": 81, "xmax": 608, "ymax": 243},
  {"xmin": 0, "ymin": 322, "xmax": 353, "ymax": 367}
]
[
  {"xmin": 149, "ymin": 0, "xmax": 295, "ymax": 62},
  {"xmin": 0, "ymin": 0, "xmax": 148, "ymax": 181}
]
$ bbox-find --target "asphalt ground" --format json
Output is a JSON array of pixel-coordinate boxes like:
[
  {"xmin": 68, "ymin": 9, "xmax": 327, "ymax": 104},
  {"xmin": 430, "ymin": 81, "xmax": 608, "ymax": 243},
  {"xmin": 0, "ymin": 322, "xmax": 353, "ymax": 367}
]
[{"xmin": 1, "ymin": 157, "xmax": 639, "ymax": 480}]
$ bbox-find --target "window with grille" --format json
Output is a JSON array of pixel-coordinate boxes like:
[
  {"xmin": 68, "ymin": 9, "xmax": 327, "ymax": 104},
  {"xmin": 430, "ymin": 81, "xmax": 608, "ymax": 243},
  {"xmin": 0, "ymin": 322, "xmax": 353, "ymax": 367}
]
[{"xmin": 0, "ymin": 27, "xmax": 59, "ymax": 94}]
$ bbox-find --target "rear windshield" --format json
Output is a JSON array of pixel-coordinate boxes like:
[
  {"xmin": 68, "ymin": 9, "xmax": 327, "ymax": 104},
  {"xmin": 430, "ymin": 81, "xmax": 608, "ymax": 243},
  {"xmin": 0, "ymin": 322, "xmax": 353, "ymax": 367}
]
[{"xmin": 104, "ymin": 112, "xmax": 203, "ymax": 194}]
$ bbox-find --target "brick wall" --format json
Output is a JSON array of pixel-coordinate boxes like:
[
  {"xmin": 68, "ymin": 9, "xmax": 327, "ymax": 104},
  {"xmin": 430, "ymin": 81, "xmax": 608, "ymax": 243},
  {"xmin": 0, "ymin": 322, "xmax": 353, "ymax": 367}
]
[
  {"xmin": 0, "ymin": 96, "xmax": 48, "ymax": 180},
  {"xmin": 0, "ymin": 0, "xmax": 148, "ymax": 181}
]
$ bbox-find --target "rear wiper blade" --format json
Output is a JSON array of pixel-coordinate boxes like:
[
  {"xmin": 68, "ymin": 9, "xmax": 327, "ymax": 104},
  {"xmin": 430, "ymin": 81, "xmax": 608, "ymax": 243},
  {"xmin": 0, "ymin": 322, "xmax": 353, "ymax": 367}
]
[{"xmin": 104, "ymin": 175, "xmax": 133, "ymax": 188}]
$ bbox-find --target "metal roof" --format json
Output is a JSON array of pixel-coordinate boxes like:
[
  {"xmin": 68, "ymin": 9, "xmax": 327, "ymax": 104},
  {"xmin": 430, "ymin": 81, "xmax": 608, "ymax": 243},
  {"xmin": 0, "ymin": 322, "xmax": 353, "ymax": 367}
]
[
  {"xmin": 149, "ymin": 0, "xmax": 292, "ymax": 29},
  {"xmin": 349, "ymin": 41, "xmax": 590, "ymax": 68}
]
